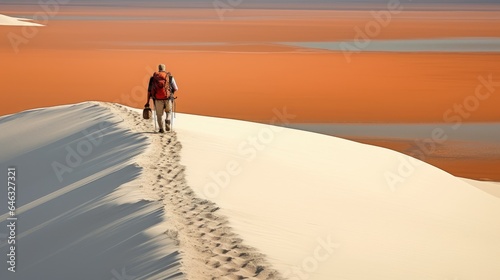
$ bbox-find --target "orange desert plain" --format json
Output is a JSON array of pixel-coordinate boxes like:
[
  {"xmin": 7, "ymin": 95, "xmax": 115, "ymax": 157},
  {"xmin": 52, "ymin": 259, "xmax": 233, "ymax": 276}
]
[{"xmin": 1, "ymin": 5, "xmax": 499, "ymax": 180}]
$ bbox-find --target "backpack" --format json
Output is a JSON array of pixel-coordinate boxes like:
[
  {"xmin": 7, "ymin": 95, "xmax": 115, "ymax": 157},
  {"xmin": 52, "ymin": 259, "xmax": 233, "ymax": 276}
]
[
  {"xmin": 154, "ymin": 72, "xmax": 167, "ymax": 89},
  {"xmin": 152, "ymin": 71, "xmax": 170, "ymax": 99}
]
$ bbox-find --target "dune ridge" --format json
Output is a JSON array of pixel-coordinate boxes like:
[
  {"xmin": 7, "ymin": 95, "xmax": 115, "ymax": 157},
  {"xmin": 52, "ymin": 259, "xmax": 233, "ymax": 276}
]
[
  {"xmin": 1, "ymin": 102, "xmax": 499, "ymax": 279},
  {"xmin": 103, "ymin": 102, "xmax": 283, "ymax": 279},
  {"xmin": 170, "ymin": 105, "xmax": 500, "ymax": 280},
  {"xmin": 0, "ymin": 102, "xmax": 182, "ymax": 280},
  {"xmin": 0, "ymin": 14, "xmax": 43, "ymax": 26}
]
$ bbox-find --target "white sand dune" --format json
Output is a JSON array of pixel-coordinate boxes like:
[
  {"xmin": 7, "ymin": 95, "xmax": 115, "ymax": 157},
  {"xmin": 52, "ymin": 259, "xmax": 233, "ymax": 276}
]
[
  {"xmin": 173, "ymin": 112, "xmax": 500, "ymax": 280},
  {"xmin": 462, "ymin": 178, "xmax": 500, "ymax": 199},
  {"xmin": 0, "ymin": 103, "xmax": 182, "ymax": 280},
  {"xmin": 0, "ymin": 14, "xmax": 44, "ymax": 26},
  {"xmin": 1, "ymin": 102, "xmax": 499, "ymax": 280}
]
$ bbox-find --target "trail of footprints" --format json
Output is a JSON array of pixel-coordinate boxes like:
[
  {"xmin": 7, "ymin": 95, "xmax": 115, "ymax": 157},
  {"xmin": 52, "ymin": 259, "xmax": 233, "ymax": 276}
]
[{"xmin": 104, "ymin": 103, "xmax": 282, "ymax": 280}]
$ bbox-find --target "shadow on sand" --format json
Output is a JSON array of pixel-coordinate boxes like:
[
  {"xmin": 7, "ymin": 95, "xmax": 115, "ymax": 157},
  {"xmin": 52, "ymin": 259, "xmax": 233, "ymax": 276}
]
[{"xmin": 0, "ymin": 103, "xmax": 183, "ymax": 280}]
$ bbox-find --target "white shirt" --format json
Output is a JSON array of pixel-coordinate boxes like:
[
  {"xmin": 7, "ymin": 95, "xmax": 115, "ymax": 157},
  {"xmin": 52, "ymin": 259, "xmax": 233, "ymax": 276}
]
[{"xmin": 171, "ymin": 76, "xmax": 179, "ymax": 92}]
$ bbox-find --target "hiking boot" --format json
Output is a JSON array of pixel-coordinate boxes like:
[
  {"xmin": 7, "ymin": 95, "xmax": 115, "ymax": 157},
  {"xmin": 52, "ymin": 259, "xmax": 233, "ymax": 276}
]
[{"xmin": 159, "ymin": 128, "xmax": 165, "ymax": 133}]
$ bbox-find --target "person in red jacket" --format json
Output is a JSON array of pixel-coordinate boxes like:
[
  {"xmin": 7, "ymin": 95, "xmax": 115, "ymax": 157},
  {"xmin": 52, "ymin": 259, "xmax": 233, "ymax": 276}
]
[{"xmin": 146, "ymin": 64, "xmax": 176, "ymax": 133}]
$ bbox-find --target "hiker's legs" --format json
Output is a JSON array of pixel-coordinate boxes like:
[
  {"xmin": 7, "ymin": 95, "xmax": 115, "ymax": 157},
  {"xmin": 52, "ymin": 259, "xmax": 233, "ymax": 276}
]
[
  {"xmin": 165, "ymin": 100, "xmax": 172, "ymax": 130},
  {"xmin": 165, "ymin": 100, "xmax": 172, "ymax": 120},
  {"xmin": 154, "ymin": 100, "xmax": 165, "ymax": 130}
]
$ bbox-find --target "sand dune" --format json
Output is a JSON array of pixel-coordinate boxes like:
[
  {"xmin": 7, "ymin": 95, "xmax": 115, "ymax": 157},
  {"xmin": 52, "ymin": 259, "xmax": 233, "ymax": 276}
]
[
  {"xmin": 1, "ymin": 102, "xmax": 499, "ymax": 279},
  {"xmin": 172, "ymin": 107, "xmax": 500, "ymax": 280},
  {"xmin": 104, "ymin": 103, "xmax": 282, "ymax": 279},
  {"xmin": 0, "ymin": 103, "xmax": 182, "ymax": 280},
  {"xmin": 0, "ymin": 102, "xmax": 283, "ymax": 280},
  {"xmin": 462, "ymin": 178, "xmax": 500, "ymax": 199},
  {"xmin": 2, "ymin": 3, "xmax": 499, "ymax": 278},
  {"xmin": 0, "ymin": 14, "xmax": 43, "ymax": 26}
]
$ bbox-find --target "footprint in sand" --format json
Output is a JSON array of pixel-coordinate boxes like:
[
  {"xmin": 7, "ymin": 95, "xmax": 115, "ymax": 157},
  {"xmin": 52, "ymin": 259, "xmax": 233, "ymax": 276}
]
[{"xmin": 102, "ymin": 103, "xmax": 283, "ymax": 280}]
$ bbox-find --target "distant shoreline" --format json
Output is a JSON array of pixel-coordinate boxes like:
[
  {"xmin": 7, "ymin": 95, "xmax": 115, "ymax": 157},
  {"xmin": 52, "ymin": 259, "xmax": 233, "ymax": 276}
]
[{"xmin": 2, "ymin": 2, "xmax": 500, "ymax": 11}]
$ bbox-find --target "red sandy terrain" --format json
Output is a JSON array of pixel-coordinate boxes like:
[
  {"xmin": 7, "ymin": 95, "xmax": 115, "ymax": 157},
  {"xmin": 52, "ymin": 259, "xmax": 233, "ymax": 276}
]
[
  {"xmin": 1, "ymin": 8, "xmax": 499, "ymax": 122},
  {"xmin": 0, "ymin": 7, "xmax": 499, "ymax": 180}
]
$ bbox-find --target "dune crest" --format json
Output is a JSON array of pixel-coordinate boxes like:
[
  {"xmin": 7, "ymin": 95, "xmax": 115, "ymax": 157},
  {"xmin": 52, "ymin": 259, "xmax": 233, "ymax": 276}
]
[
  {"xmin": 0, "ymin": 102, "xmax": 182, "ymax": 280},
  {"xmin": 0, "ymin": 14, "xmax": 44, "ymax": 26},
  {"xmin": 1, "ymin": 102, "xmax": 499, "ymax": 279},
  {"xmin": 103, "ymin": 102, "xmax": 283, "ymax": 279}
]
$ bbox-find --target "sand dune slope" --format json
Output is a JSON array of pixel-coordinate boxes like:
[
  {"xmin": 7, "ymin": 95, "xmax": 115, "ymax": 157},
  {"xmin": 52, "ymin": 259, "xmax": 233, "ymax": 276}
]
[
  {"xmin": 104, "ymin": 103, "xmax": 283, "ymax": 279},
  {"xmin": 0, "ymin": 103, "xmax": 182, "ymax": 280},
  {"xmin": 173, "ymin": 111, "xmax": 500, "ymax": 280},
  {"xmin": 0, "ymin": 14, "xmax": 44, "ymax": 26},
  {"xmin": 2, "ymin": 102, "xmax": 499, "ymax": 280}
]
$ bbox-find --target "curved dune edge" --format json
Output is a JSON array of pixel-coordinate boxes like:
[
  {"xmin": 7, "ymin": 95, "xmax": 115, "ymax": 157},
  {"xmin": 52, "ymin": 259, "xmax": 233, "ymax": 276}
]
[
  {"xmin": 103, "ymin": 102, "xmax": 282, "ymax": 279},
  {"xmin": 0, "ymin": 14, "xmax": 44, "ymax": 26},
  {"xmin": 105, "ymin": 101, "xmax": 500, "ymax": 280},
  {"xmin": 2, "ymin": 101, "xmax": 497, "ymax": 279},
  {"xmin": 162, "ymin": 105, "xmax": 500, "ymax": 280},
  {"xmin": 0, "ymin": 102, "xmax": 182, "ymax": 280},
  {"xmin": 461, "ymin": 178, "xmax": 500, "ymax": 199}
]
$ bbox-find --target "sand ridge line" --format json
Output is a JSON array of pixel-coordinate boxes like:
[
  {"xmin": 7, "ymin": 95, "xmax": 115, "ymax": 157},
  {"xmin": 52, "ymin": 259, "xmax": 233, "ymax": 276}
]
[{"xmin": 101, "ymin": 102, "xmax": 283, "ymax": 280}]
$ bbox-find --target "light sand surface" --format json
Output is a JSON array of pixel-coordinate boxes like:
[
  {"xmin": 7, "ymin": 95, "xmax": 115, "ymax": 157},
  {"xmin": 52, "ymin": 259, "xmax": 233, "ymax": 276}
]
[
  {"xmin": 0, "ymin": 14, "xmax": 43, "ymax": 26},
  {"xmin": 165, "ymin": 104, "xmax": 500, "ymax": 280},
  {"xmin": 1, "ymin": 101, "xmax": 499, "ymax": 279},
  {"xmin": 351, "ymin": 137, "xmax": 500, "ymax": 181},
  {"xmin": 0, "ymin": 103, "xmax": 182, "ymax": 280},
  {"xmin": 462, "ymin": 178, "xmax": 500, "ymax": 199},
  {"xmin": 287, "ymin": 123, "xmax": 500, "ymax": 181},
  {"xmin": 103, "ymin": 102, "xmax": 283, "ymax": 279}
]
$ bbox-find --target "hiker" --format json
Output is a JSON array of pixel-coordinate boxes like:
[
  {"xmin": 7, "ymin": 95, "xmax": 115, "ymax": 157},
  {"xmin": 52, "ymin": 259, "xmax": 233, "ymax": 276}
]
[{"xmin": 146, "ymin": 64, "xmax": 178, "ymax": 133}]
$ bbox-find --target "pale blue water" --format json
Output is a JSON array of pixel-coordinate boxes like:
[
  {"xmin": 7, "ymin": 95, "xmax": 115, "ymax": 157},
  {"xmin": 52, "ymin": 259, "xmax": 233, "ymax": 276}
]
[
  {"xmin": 287, "ymin": 123, "xmax": 500, "ymax": 143},
  {"xmin": 99, "ymin": 38, "xmax": 500, "ymax": 52},
  {"xmin": 283, "ymin": 38, "xmax": 500, "ymax": 52}
]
